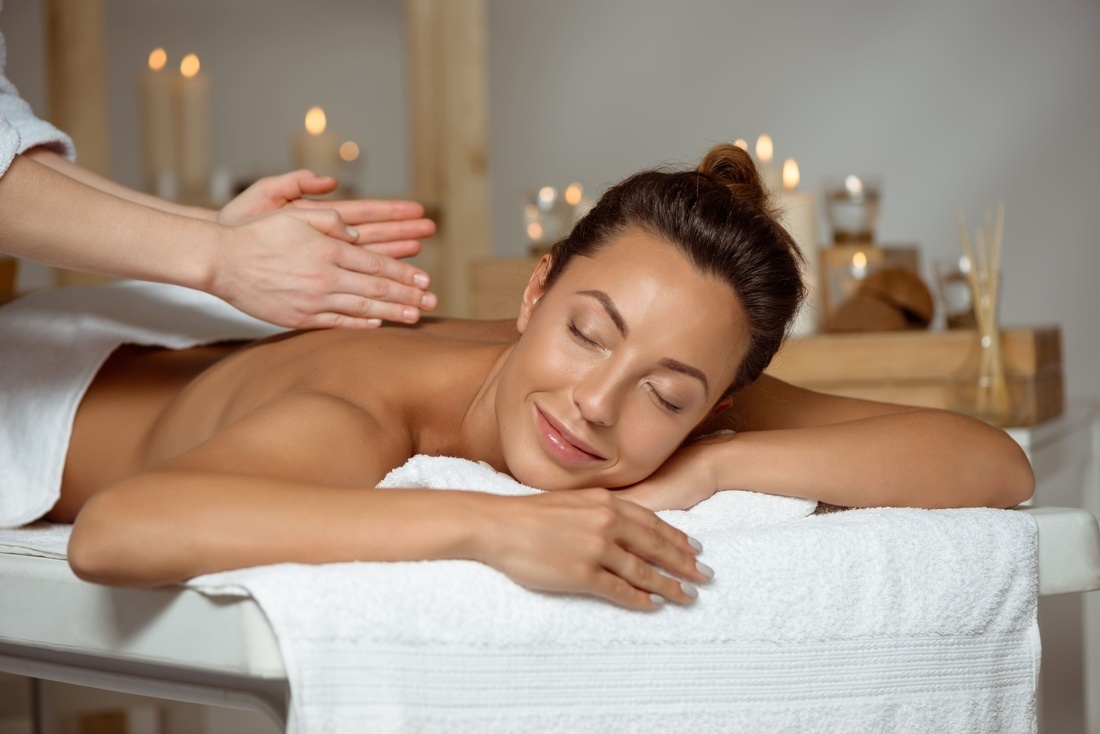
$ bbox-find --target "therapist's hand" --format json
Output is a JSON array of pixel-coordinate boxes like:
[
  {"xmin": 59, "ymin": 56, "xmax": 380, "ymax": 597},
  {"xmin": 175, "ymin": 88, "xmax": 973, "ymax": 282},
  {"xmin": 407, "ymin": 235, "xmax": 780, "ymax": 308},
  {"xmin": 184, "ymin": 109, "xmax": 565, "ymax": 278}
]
[
  {"xmin": 213, "ymin": 170, "xmax": 438, "ymax": 328},
  {"xmin": 210, "ymin": 206, "xmax": 436, "ymax": 329}
]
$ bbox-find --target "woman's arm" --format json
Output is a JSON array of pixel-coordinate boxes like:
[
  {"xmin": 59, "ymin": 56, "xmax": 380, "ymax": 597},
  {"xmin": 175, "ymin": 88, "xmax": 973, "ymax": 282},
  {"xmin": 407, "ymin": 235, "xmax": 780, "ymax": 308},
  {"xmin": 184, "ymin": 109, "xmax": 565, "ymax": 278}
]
[
  {"xmin": 68, "ymin": 393, "xmax": 706, "ymax": 609},
  {"xmin": 619, "ymin": 374, "xmax": 1034, "ymax": 510}
]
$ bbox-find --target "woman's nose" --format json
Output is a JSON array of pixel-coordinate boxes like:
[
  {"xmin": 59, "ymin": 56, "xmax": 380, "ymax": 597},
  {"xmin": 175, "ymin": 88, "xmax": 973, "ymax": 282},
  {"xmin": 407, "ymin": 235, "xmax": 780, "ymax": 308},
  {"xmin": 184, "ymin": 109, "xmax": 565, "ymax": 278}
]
[{"xmin": 573, "ymin": 364, "xmax": 623, "ymax": 427}]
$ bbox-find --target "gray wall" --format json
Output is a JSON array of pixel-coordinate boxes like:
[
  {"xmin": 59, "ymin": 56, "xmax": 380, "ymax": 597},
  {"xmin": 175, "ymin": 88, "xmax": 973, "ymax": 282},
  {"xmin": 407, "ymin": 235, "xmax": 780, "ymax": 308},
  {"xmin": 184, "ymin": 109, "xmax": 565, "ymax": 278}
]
[{"xmin": 4, "ymin": 0, "xmax": 1099, "ymax": 399}]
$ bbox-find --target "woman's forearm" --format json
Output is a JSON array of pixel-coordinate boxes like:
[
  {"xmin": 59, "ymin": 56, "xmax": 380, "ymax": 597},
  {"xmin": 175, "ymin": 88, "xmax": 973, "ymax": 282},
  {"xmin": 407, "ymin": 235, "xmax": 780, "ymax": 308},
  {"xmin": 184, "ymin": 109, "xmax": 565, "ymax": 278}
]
[
  {"xmin": 708, "ymin": 409, "xmax": 1034, "ymax": 509},
  {"xmin": 68, "ymin": 470, "xmax": 494, "ymax": 587},
  {"xmin": 22, "ymin": 148, "xmax": 217, "ymax": 221},
  {"xmin": 0, "ymin": 155, "xmax": 217, "ymax": 289}
]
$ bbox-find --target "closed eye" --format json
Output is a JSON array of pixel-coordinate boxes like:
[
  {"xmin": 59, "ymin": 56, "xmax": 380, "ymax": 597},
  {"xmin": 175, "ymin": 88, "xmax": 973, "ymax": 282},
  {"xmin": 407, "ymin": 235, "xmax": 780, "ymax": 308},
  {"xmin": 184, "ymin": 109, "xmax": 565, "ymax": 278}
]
[
  {"xmin": 568, "ymin": 321, "xmax": 601, "ymax": 348},
  {"xmin": 647, "ymin": 384, "xmax": 682, "ymax": 413}
]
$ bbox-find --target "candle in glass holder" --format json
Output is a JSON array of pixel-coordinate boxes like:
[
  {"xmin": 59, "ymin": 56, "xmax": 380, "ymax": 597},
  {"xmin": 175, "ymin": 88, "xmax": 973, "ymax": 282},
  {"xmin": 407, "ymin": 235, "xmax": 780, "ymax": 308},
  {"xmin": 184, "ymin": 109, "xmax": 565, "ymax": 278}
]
[
  {"xmin": 775, "ymin": 158, "xmax": 821, "ymax": 335},
  {"xmin": 823, "ymin": 174, "xmax": 881, "ymax": 244},
  {"xmin": 754, "ymin": 134, "xmax": 783, "ymax": 192},
  {"xmin": 293, "ymin": 106, "xmax": 340, "ymax": 180},
  {"xmin": 173, "ymin": 53, "xmax": 210, "ymax": 202},
  {"xmin": 139, "ymin": 47, "xmax": 176, "ymax": 197}
]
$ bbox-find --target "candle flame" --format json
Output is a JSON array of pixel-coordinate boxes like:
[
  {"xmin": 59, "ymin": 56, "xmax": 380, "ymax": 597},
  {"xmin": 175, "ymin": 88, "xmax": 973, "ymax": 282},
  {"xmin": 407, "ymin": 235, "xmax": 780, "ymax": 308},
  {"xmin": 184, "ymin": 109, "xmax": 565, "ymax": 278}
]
[
  {"xmin": 305, "ymin": 107, "xmax": 327, "ymax": 135},
  {"xmin": 782, "ymin": 159, "xmax": 800, "ymax": 191},
  {"xmin": 338, "ymin": 141, "xmax": 360, "ymax": 162},
  {"xmin": 538, "ymin": 186, "xmax": 556, "ymax": 204},
  {"xmin": 755, "ymin": 134, "xmax": 773, "ymax": 163},
  {"xmin": 844, "ymin": 175, "xmax": 863, "ymax": 195},
  {"xmin": 148, "ymin": 48, "xmax": 167, "ymax": 72},
  {"xmin": 564, "ymin": 183, "xmax": 583, "ymax": 206},
  {"xmin": 527, "ymin": 222, "xmax": 544, "ymax": 241},
  {"xmin": 733, "ymin": 138, "xmax": 748, "ymax": 151},
  {"xmin": 853, "ymin": 251, "xmax": 868, "ymax": 269},
  {"xmin": 180, "ymin": 53, "xmax": 201, "ymax": 78}
]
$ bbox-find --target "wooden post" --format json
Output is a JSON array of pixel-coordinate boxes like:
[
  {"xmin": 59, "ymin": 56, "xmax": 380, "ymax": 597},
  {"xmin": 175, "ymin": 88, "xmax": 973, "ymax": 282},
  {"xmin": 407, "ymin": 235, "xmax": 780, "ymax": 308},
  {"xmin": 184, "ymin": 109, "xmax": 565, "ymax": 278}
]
[
  {"xmin": 44, "ymin": 0, "xmax": 113, "ymax": 286},
  {"xmin": 406, "ymin": 0, "xmax": 490, "ymax": 317}
]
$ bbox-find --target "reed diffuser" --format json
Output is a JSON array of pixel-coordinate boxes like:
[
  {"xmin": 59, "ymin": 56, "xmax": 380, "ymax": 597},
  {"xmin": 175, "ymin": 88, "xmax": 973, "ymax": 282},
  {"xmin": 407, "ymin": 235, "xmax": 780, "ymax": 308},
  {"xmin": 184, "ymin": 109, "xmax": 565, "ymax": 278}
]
[{"xmin": 952, "ymin": 202, "xmax": 1017, "ymax": 426}]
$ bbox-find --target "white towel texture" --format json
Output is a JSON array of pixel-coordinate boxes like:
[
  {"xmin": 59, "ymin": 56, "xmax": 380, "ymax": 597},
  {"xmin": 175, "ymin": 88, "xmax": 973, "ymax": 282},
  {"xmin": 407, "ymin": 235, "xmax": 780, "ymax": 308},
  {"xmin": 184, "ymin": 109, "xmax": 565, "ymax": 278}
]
[
  {"xmin": 191, "ymin": 456, "xmax": 1039, "ymax": 734},
  {"xmin": 0, "ymin": 283, "xmax": 1040, "ymax": 732}
]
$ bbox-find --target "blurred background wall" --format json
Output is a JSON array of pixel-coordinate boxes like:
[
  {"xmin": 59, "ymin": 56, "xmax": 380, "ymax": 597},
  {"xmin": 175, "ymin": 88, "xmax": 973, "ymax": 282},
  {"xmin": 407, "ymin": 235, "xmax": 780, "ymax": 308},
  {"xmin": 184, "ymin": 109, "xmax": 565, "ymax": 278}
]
[{"xmin": 4, "ymin": 0, "xmax": 1098, "ymax": 397}]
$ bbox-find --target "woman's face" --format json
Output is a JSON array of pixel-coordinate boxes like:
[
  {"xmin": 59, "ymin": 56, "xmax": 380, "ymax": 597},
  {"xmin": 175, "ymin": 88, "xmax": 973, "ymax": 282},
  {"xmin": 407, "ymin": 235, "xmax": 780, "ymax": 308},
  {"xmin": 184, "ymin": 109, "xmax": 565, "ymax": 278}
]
[{"xmin": 495, "ymin": 227, "xmax": 750, "ymax": 490}]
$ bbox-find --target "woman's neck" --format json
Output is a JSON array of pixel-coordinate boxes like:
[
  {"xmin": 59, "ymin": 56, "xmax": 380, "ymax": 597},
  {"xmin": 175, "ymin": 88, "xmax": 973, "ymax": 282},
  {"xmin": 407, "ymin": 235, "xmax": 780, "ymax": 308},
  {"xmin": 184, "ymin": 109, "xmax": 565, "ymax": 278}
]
[{"xmin": 450, "ymin": 344, "xmax": 513, "ymax": 474}]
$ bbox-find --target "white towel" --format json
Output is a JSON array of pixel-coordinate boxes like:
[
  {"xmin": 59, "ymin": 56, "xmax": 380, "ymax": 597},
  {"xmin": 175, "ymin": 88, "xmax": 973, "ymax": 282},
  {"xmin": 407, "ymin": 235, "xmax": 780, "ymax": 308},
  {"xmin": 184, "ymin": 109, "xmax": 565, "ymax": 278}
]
[
  {"xmin": 0, "ymin": 281, "xmax": 281, "ymax": 527},
  {"xmin": 189, "ymin": 457, "xmax": 1038, "ymax": 734}
]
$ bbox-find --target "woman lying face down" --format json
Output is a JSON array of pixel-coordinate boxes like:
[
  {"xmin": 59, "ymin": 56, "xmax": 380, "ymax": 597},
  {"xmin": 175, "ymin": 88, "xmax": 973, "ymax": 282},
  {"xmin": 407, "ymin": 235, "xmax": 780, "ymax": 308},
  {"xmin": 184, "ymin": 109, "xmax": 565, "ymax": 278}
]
[{"xmin": 58, "ymin": 144, "xmax": 1035, "ymax": 610}]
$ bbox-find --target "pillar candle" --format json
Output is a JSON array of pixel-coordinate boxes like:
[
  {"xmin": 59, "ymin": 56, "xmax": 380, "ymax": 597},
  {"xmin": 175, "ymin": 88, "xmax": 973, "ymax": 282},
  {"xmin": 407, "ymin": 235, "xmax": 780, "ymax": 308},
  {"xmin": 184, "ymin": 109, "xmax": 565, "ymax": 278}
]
[
  {"xmin": 754, "ymin": 134, "xmax": 783, "ymax": 192},
  {"xmin": 138, "ymin": 48, "xmax": 176, "ymax": 197},
  {"xmin": 173, "ymin": 53, "xmax": 210, "ymax": 202},
  {"xmin": 776, "ymin": 158, "xmax": 821, "ymax": 336},
  {"xmin": 293, "ymin": 107, "xmax": 341, "ymax": 180}
]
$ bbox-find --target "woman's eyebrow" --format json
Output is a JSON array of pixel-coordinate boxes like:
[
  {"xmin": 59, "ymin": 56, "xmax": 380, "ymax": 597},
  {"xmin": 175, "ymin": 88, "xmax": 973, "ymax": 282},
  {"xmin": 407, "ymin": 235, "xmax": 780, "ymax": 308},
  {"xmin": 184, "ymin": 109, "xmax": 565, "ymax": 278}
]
[
  {"xmin": 576, "ymin": 289, "xmax": 709, "ymax": 396},
  {"xmin": 577, "ymin": 290, "xmax": 628, "ymax": 336},
  {"xmin": 659, "ymin": 359, "xmax": 710, "ymax": 396}
]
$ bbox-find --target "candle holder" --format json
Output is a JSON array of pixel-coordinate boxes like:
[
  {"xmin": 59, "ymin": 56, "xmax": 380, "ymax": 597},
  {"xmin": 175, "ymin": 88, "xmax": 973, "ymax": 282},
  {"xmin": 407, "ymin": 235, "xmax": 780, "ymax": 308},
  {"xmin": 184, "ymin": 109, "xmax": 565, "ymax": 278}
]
[
  {"xmin": 523, "ymin": 183, "xmax": 587, "ymax": 256},
  {"xmin": 823, "ymin": 175, "xmax": 881, "ymax": 244}
]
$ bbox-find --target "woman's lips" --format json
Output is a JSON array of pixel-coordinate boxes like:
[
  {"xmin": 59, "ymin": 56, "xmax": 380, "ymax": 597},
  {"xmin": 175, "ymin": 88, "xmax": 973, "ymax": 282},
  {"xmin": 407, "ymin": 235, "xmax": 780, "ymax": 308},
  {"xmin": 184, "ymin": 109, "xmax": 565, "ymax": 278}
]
[{"xmin": 534, "ymin": 406, "xmax": 605, "ymax": 465}]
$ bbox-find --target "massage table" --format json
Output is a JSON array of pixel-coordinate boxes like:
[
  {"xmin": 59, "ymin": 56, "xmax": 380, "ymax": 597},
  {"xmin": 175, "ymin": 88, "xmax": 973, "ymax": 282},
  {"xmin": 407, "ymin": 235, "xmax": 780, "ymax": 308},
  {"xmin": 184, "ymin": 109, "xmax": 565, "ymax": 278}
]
[{"xmin": 1, "ymin": 506, "xmax": 1097, "ymax": 731}]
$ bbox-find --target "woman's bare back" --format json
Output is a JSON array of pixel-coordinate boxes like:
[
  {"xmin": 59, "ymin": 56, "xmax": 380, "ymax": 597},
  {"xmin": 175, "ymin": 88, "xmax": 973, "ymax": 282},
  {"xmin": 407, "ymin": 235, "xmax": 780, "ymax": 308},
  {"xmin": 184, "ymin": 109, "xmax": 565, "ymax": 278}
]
[{"xmin": 52, "ymin": 327, "xmax": 510, "ymax": 522}]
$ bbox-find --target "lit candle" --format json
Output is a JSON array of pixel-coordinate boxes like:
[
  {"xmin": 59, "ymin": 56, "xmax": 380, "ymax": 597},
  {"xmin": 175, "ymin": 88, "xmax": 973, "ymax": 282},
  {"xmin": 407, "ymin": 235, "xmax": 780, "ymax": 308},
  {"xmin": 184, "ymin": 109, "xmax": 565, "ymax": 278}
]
[
  {"xmin": 293, "ymin": 107, "xmax": 340, "ymax": 180},
  {"xmin": 754, "ymin": 134, "xmax": 783, "ymax": 192},
  {"xmin": 173, "ymin": 53, "xmax": 210, "ymax": 202},
  {"xmin": 776, "ymin": 158, "xmax": 821, "ymax": 336},
  {"xmin": 138, "ymin": 47, "xmax": 176, "ymax": 197}
]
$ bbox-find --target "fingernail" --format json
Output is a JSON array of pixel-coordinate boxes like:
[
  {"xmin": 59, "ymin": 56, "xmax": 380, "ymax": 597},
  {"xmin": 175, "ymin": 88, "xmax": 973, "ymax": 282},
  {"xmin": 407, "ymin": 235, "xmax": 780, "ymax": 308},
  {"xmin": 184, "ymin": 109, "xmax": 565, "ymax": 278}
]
[
  {"xmin": 366, "ymin": 319, "xmax": 382, "ymax": 328},
  {"xmin": 346, "ymin": 226, "xmax": 359, "ymax": 240},
  {"xmin": 421, "ymin": 293, "xmax": 437, "ymax": 309},
  {"xmin": 680, "ymin": 582, "xmax": 699, "ymax": 600},
  {"xmin": 403, "ymin": 307, "xmax": 418, "ymax": 321},
  {"xmin": 413, "ymin": 273, "xmax": 430, "ymax": 289},
  {"xmin": 687, "ymin": 536, "xmax": 703, "ymax": 553},
  {"xmin": 695, "ymin": 560, "xmax": 714, "ymax": 580},
  {"xmin": 649, "ymin": 593, "xmax": 666, "ymax": 606}
]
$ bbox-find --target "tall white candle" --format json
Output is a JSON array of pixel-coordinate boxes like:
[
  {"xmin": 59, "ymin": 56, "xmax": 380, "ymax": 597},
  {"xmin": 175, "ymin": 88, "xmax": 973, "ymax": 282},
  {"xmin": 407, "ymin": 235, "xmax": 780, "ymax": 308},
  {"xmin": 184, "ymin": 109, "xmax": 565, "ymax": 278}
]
[
  {"xmin": 754, "ymin": 134, "xmax": 783, "ymax": 192},
  {"xmin": 138, "ymin": 47, "xmax": 176, "ymax": 197},
  {"xmin": 293, "ymin": 106, "xmax": 340, "ymax": 180},
  {"xmin": 174, "ymin": 53, "xmax": 210, "ymax": 203},
  {"xmin": 775, "ymin": 158, "xmax": 821, "ymax": 336}
]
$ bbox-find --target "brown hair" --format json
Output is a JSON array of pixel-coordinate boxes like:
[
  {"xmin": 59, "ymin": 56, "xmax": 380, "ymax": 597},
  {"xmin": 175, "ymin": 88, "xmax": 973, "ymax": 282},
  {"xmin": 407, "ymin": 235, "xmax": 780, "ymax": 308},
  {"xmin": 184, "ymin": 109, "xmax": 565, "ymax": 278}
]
[{"xmin": 544, "ymin": 143, "xmax": 805, "ymax": 395}]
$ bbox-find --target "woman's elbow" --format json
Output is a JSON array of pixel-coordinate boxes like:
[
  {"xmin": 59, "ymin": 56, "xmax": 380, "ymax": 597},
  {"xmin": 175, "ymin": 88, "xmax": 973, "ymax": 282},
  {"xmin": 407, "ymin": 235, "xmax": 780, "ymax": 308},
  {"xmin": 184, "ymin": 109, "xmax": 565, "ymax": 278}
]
[
  {"xmin": 987, "ymin": 435, "xmax": 1035, "ymax": 508},
  {"xmin": 68, "ymin": 489, "xmax": 164, "ymax": 587}
]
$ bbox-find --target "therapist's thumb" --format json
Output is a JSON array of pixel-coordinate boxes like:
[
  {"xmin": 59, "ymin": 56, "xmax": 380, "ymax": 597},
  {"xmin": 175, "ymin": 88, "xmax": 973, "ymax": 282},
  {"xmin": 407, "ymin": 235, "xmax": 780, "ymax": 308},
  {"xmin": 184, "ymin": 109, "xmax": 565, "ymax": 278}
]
[{"xmin": 291, "ymin": 208, "xmax": 359, "ymax": 244}]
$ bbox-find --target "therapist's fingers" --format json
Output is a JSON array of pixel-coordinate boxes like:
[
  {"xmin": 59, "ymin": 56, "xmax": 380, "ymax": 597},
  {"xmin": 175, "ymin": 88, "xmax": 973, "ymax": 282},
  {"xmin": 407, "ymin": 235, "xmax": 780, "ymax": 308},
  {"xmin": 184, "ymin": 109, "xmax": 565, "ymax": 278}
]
[
  {"xmin": 350, "ymin": 217, "xmax": 436, "ymax": 246},
  {"xmin": 292, "ymin": 197, "xmax": 426, "ymax": 225},
  {"xmin": 335, "ymin": 243, "xmax": 433, "ymax": 294},
  {"xmin": 364, "ymin": 239, "xmax": 422, "ymax": 260},
  {"xmin": 289, "ymin": 208, "xmax": 360, "ymax": 244}
]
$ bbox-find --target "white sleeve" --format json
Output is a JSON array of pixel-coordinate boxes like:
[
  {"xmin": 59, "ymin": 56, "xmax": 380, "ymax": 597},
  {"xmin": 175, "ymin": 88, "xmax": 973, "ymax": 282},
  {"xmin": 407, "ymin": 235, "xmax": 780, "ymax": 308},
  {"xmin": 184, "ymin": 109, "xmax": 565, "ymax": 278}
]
[{"xmin": 0, "ymin": 18, "xmax": 77, "ymax": 176}]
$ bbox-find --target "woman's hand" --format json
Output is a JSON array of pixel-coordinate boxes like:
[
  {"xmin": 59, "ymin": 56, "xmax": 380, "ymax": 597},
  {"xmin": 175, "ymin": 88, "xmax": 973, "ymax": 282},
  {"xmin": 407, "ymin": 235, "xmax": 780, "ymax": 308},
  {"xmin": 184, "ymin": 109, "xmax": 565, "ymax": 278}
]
[
  {"xmin": 478, "ymin": 489, "xmax": 712, "ymax": 610},
  {"xmin": 614, "ymin": 433, "xmax": 732, "ymax": 511},
  {"xmin": 213, "ymin": 170, "xmax": 438, "ymax": 328}
]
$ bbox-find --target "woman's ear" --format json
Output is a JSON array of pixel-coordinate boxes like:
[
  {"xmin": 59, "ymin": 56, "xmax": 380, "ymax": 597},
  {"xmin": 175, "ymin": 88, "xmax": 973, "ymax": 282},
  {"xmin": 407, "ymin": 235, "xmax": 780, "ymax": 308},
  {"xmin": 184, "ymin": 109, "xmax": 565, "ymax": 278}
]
[
  {"xmin": 516, "ymin": 255, "xmax": 553, "ymax": 334},
  {"xmin": 689, "ymin": 395, "xmax": 736, "ymax": 438}
]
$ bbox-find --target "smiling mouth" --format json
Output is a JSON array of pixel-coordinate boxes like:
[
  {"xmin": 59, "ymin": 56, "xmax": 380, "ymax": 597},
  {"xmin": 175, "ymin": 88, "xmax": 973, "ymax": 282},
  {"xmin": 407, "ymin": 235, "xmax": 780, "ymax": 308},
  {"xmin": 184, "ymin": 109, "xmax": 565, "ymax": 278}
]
[{"xmin": 534, "ymin": 406, "xmax": 605, "ymax": 465}]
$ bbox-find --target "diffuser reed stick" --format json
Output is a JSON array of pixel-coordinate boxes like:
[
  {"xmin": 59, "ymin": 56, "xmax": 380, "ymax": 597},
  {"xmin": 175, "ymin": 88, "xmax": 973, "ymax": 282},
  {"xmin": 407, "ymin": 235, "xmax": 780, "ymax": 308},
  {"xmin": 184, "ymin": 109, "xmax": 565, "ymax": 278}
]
[{"xmin": 955, "ymin": 202, "xmax": 1010, "ymax": 421}]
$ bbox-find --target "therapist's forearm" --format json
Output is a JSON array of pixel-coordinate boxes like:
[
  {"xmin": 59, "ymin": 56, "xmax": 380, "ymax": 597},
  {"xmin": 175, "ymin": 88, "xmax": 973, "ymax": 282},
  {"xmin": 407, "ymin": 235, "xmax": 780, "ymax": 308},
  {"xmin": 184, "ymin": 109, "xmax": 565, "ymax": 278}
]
[
  {"xmin": 21, "ymin": 148, "xmax": 217, "ymax": 222},
  {"xmin": 0, "ymin": 154, "xmax": 216, "ymax": 289}
]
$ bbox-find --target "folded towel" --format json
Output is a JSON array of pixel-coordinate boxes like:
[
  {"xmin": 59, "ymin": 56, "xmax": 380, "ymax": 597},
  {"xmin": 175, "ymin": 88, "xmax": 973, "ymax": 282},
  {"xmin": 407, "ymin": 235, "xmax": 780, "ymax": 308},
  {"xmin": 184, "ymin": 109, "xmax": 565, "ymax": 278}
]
[
  {"xmin": 189, "ymin": 459, "xmax": 1038, "ymax": 734},
  {"xmin": 379, "ymin": 454, "xmax": 819, "ymax": 530},
  {"xmin": 0, "ymin": 282, "xmax": 281, "ymax": 527}
]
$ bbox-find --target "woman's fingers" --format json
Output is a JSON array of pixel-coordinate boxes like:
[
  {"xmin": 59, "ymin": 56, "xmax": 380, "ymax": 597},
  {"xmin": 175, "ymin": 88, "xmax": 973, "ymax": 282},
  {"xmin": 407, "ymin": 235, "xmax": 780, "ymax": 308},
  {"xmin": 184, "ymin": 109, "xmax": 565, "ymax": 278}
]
[{"xmin": 596, "ymin": 546, "xmax": 698, "ymax": 608}]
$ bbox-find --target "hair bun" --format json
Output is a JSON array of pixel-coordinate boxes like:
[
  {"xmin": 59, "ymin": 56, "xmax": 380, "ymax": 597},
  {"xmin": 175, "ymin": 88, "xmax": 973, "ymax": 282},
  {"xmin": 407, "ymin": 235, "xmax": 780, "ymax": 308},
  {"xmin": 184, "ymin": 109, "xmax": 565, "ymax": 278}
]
[{"xmin": 697, "ymin": 143, "xmax": 769, "ymax": 209}]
